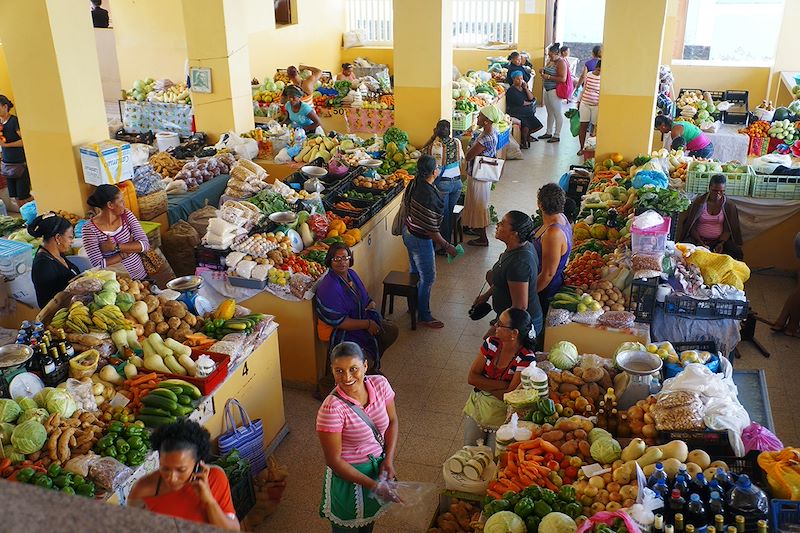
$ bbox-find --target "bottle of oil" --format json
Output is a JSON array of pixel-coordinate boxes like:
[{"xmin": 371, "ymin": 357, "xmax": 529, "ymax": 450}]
[
  {"xmin": 756, "ymin": 520, "xmax": 767, "ymax": 533},
  {"xmin": 608, "ymin": 408, "xmax": 619, "ymax": 435},
  {"xmin": 596, "ymin": 401, "xmax": 607, "ymax": 429}
]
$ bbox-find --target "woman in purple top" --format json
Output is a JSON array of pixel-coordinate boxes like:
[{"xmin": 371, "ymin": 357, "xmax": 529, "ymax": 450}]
[{"xmin": 532, "ymin": 184, "xmax": 572, "ymax": 316}]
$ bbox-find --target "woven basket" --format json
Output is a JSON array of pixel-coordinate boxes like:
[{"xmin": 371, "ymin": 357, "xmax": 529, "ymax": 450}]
[{"xmin": 138, "ymin": 189, "xmax": 168, "ymax": 220}]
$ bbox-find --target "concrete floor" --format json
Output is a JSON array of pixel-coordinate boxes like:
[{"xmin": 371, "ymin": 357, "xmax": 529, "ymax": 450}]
[{"xmin": 251, "ymin": 114, "xmax": 799, "ymax": 533}]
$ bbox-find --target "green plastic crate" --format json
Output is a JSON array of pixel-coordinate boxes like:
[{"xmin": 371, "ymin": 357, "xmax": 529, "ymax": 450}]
[
  {"xmin": 750, "ymin": 174, "xmax": 800, "ymax": 200},
  {"xmin": 686, "ymin": 167, "xmax": 754, "ymax": 196}
]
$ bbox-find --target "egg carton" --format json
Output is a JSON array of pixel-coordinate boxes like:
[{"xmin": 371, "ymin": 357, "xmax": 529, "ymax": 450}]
[{"xmin": 230, "ymin": 236, "xmax": 280, "ymax": 258}]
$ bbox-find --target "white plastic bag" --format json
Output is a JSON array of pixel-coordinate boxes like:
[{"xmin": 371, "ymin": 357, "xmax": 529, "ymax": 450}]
[
  {"xmin": 215, "ymin": 131, "xmax": 259, "ymax": 160},
  {"xmin": 633, "ymin": 210, "xmax": 665, "ymax": 230},
  {"xmin": 273, "ymin": 147, "xmax": 292, "ymax": 164}
]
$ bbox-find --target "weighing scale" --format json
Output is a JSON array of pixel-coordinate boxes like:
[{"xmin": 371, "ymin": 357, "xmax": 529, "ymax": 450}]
[
  {"xmin": 358, "ymin": 158, "xmax": 383, "ymax": 179},
  {"xmin": 0, "ymin": 344, "xmax": 35, "ymax": 398},
  {"xmin": 166, "ymin": 275, "xmax": 210, "ymax": 316},
  {"xmin": 614, "ymin": 350, "xmax": 663, "ymax": 410}
]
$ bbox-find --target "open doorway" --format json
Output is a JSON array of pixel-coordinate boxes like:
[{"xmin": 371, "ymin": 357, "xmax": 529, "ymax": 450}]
[{"xmin": 550, "ymin": 0, "xmax": 605, "ymax": 77}]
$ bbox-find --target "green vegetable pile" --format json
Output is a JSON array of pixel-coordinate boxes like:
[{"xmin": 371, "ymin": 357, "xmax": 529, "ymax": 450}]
[
  {"xmin": 455, "ymin": 99, "xmax": 478, "ymax": 113},
  {"xmin": 341, "ymin": 190, "xmax": 382, "ymax": 202},
  {"xmin": 248, "ymin": 190, "xmax": 290, "ymax": 215},
  {"xmin": 476, "ymin": 83, "xmax": 497, "ymax": 97},
  {"xmin": 332, "ymin": 80, "xmax": 352, "ymax": 97},
  {"xmin": 484, "ymin": 485, "xmax": 583, "ymax": 533},
  {"xmin": 383, "ymin": 127, "xmax": 408, "ymax": 147},
  {"xmin": 94, "ymin": 421, "xmax": 149, "ymax": 467},
  {"xmin": 0, "ymin": 216, "xmax": 24, "ymax": 237},
  {"xmin": 213, "ymin": 449, "xmax": 250, "ymax": 484},
  {"xmin": 522, "ymin": 398, "xmax": 558, "ymax": 425},
  {"xmin": 634, "ymin": 187, "xmax": 690, "ymax": 216},
  {"xmin": 302, "ymin": 249, "xmax": 328, "ymax": 264},
  {"xmin": 15, "ymin": 463, "xmax": 97, "ymax": 498}
]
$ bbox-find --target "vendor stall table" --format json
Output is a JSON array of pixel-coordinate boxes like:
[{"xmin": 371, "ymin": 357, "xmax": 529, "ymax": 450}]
[
  {"xmin": 664, "ymin": 124, "xmax": 749, "ymax": 163},
  {"xmin": 543, "ymin": 320, "xmax": 650, "ymax": 358},
  {"xmin": 167, "ymin": 174, "xmax": 230, "ymax": 225},
  {"xmin": 733, "ymin": 369, "xmax": 775, "ymax": 432}
]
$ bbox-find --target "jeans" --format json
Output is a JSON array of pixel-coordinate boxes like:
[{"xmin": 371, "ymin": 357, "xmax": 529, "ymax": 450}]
[
  {"xmin": 463, "ymin": 415, "xmax": 497, "ymax": 450},
  {"xmin": 434, "ymin": 176, "xmax": 462, "ymax": 245},
  {"xmin": 689, "ymin": 142, "xmax": 714, "ymax": 159},
  {"xmin": 332, "ymin": 524, "xmax": 374, "ymax": 533},
  {"xmin": 401, "ymin": 226, "xmax": 436, "ymax": 322},
  {"xmin": 544, "ymin": 89, "xmax": 564, "ymax": 136}
]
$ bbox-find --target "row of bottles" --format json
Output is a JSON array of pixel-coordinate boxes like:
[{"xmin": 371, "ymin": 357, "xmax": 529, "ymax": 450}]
[
  {"xmin": 652, "ymin": 512, "xmax": 767, "ymax": 533},
  {"xmin": 26, "ymin": 327, "xmax": 76, "ymax": 376}
]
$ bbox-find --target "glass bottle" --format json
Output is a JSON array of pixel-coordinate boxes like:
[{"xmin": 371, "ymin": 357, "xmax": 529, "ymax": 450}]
[
  {"xmin": 49, "ymin": 347, "xmax": 61, "ymax": 366},
  {"xmin": 653, "ymin": 514, "xmax": 665, "ymax": 533},
  {"xmin": 675, "ymin": 512, "xmax": 685, "ymax": 533},
  {"xmin": 596, "ymin": 401, "xmax": 607, "ymax": 429},
  {"xmin": 665, "ymin": 525, "xmax": 675, "ymax": 533},
  {"xmin": 757, "ymin": 520, "xmax": 767, "ymax": 533},
  {"xmin": 708, "ymin": 527, "xmax": 717, "ymax": 533},
  {"xmin": 714, "ymin": 515, "xmax": 725, "ymax": 533},
  {"xmin": 42, "ymin": 348, "xmax": 56, "ymax": 376},
  {"xmin": 735, "ymin": 516, "xmax": 745, "ymax": 533},
  {"xmin": 686, "ymin": 525, "xmax": 695, "ymax": 533}
]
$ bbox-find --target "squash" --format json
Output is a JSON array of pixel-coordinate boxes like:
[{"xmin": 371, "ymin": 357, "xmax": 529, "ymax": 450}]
[
  {"xmin": 661, "ymin": 458, "xmax": 682, "ymax": 478},
  {"xmin": 686, "ymin": 462, "xmax": 702, "ymax": 478},
  {"xmin": 687, "ymin": 450, "xmax": 711, "ymax": 469},
  {"xmin": 654, "ymin": 440, "xmax": 689, "ymax": 462}
]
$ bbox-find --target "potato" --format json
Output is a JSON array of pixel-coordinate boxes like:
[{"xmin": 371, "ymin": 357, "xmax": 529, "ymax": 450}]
[
  {"xmin": 143, "ymin": 321, "xmax": 156, "ymax": 337},
  {"xmin": 183, "ymin": 313, "xmax": 197, "ymax": 327},
  {"xmin": 582, "ymin": 367, "xmax": 605, "ymax": 383},
  {"xmin": 167, "ymin": 316, "xmax": 182, "ymax": 329},
  {"xmin": 642, "ymin": 424, "xmax": 657, "ymax": 438},
  {"xmin": 542, "ymin": 430, "xmax": 565, "ymax": 442},
  {"xmin": 580, "ymin": 382, "xmax": 600, "ymax": 401},
  {"xmin": 149, "ymin": 309, "xmax": 164, "ymax": 324},
  {"xmin": 156, "ymin": 322, "xmax": 170, "ymax": 335},
  {"xmin": 559, "ymin": 383, "xmax": 579, "ymax": 394},
  {"xmin": 144, "ymin": 295, "xmax": 159, "ymax": 313},
  {"xmin": 591, "ymin": 502, "xmax": 606, "ymax": 514},
  {"xmin": 573, "ymin": 429, "xmax": 587, "ymax": 440}
]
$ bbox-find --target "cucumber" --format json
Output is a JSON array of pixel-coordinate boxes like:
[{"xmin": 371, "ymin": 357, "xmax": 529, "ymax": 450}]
[
  {"xmin": 177, "ymin": 394, "xmax": 192, "ymax": 406},
  {"xmin": 160, "ymin": 379, "xmax": 202, "ymax": 400},
  {"xmin": 139, "ymin": 407, "xmax": 173, "ymax": 418},
  {"xmin": 159, "ymin": 385, "xmax": 185, "ymax": 396},
  {"xmin": 148, "ymin": 388, "xmax": 178, "ymax": 402},
  {"xmin": 141, "ymin": 394, "xmax": 178, "ymax": 412},
  {"xmin": 173, "ymin": 405, "xmax": 194, "ymax": 417},
  {"xmin": 137, "ymin": 414, "xmax": 177, "ymax": 427}
]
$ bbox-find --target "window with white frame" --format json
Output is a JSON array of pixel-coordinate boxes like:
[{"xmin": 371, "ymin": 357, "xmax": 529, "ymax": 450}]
[{"xmin": 345, "ymin": 0, "xmax": 518, "ymax": 48}]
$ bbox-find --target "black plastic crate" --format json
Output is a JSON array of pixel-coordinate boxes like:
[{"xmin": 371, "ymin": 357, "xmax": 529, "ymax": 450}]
[
  {"xmin": 230, "ymin": 471, "xmax": 256, "ymax": 520},
  {"xmin": 724, "ymin": 90, "xmax": 749, "ymax": 125},
  {"xmin": 196, "ymin": 245, "xmax": 228, "ymax": 271},
  {"xmin": 671, "ymin": 340, "xmax": 719, "ymax": 354},
  {"xmin": 628, "ymin": 276, "xmax": 659, "ymax": 323},
  {"xmin": 664, "ymin": 294, "xmax": 749, "ymax": 320},
  {"xmin": 657, "ymin": 429, "xmax": 733, "ymax": 456},
  {"xmin": 710, "ymin": 451, "xmax": 766, "ymax": 486}
]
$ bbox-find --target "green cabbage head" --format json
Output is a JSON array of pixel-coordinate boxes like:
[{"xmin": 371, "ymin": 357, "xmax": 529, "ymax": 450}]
[
  {"xmin": 46, "ymin": 390, "xmax": 78, "ymax": 419},
  {"xmin": 94, "ymin": 290, "xmax": 117, "ymax": 307},
  {"xmin": 115, "ymin": 292, "xmax": 135, "ymax": 312},
  {"xmin": 484, "ymin": 511, "xmax": 527, "ymax": 533},
  {"xmin": 33, "ymin": 387, "xmax": 55, "ymax": 408},
  {"xmin": 102, "ymin": 279, "xmax": 121, "ymax": 293},
  {"xmin": 539, "ymin": 512, "xmax": 577, "ymax": 533},
  {"xmin": 11, "ymin": 419, "xmax": 47, "ymax": 454},
  {"xmin": 17, "ymin": 408, "xmax": 50, "ymax": 425},
  {"xmin": 0, "ymin": 445, "xmax": 26, "ymax": 464},
  {"xmin": 590, "ymin": 437, "xmax": 622, "ymax": 464},
  {"xmin": 548, "ymin": 341, "xmax": 579, "ymax": 370},
  {"xmin": 0, "ymin": 422, "xmax": 15, "ymax": 444},
  {"xmin": 0, "ymin": 398, "xmax": 21, "ymax": 423},
  {"xmin": 588, "ymin": 427, "xmax": 613, "ymax": 444},
  {"xmin": 16, "ymin": 397, "xmax": 37, "ymax": 411}
]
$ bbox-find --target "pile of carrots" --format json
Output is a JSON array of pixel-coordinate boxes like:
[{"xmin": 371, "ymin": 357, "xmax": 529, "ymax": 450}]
[
  {"xmin": 487, "ymin": 438, "xmax": 563, "ymax": 498},
  {"xmin": 379, "ymin": 95, "xmax": 394, "ymax": 108},
  {"xmin": 122, "ymin": 372, "xmax": 161, "ymax": 413}
]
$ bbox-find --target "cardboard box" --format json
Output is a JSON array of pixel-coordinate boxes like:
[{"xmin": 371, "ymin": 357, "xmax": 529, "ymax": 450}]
[
  {"xmin": 544, "ymin": 321, "xmax": 650, "ymax": 358},
  {"xmin": 79, "ymin": 140, "xmax": 133, "ymax": 186}
]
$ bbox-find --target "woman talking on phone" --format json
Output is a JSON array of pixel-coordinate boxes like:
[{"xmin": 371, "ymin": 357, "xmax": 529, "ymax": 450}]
[{"xmin": 128, "ymin": 420, "xmax": 240, "ymax": 530}]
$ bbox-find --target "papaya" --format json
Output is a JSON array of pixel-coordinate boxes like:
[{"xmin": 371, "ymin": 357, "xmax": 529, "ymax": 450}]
[
  {"xmin": 589, "ymin": 224, "xmax": 608, "ymax": 240},
  {"xmin": 610, "ymin": 152, "xmax": 624, "ymax": 164},
  {"xmin": 606, "ymin": 228, "xmax": 620, "ymax": 241}
]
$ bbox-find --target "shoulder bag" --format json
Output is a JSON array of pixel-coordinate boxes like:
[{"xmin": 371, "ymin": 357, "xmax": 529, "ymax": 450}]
[
  {"xmin": 331, "ymin": 381, "xmax": 385, "ymax": 452},
  {"xmin": 390, "ymin": 180, "xmax": 415, "ymax": 236},
  {"xmin": 471, "ymin": 155, "xmax": 505, "ymax": 183},
  {"xmin": 218, "ymin": 398, "xmax": 267, "ymax": 475}
]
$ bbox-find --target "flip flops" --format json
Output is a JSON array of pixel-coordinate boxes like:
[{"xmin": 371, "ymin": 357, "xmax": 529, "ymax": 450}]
[{"xmin": 420, "ymin": 319, "xmax": 445, "ymax": 329}]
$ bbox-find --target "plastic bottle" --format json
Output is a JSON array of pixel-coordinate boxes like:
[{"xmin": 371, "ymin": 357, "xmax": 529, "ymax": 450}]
[
  {"xmin": 678, "ymin": 464, "xmax": 689, "ymax": 482},
  {"xmin": 714, "ymin": 468, "xmax": 734, "ymax": 495},
  {"xmin": 726, "ymin": 475, "xmax": 768, "ymax": 530},
  {"xmin": 690, "ymin": 472, "xmax": 709, "ymax": 501},
  {"xmin": 653, "ymin": 478, "xmax": 670, "ymax": 503},
  {"xmin": 708, "ymin": 493, "xmax": 725, "ymax": 523},
  {"xmin": 669, "ymin": 491, "xmax": 687, "ymax": 521},
  {"xmin": 674, "ymin": 474, "xmax": 690, "ymax": 498},
  {"xmin": 649, "ymin": 462, "xmax": 669, "ymax": 489},
  {"xmin": 687, "ymin": 494, "xmax": 707, "ymax": 529},
  {"xmin": 708, "ymin": 480, "xmax": 723, "ymax": 500}
]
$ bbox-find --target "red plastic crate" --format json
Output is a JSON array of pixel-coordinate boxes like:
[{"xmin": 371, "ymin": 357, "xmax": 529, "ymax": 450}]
[{"xmin": 151, "ymin": 349, "xmax": 230, "ymax": 397}]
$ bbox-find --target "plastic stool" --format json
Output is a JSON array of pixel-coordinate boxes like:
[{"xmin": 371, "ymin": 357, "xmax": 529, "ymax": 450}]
[{"xmin": 381, "ymin": 271, "xmax": 420, "ymax": 330}]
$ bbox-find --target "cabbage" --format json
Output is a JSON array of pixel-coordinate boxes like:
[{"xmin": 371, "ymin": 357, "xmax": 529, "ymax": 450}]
[
  {"xmin": 452, "ymin": 89, "xmax": 461, "ymax": 99},
  {"xmin": 102, "ymin": 279, "xmax": 120, "ymax": 293},
  {"xmin": 46, "ymin": 390, "xmax": 78, "ymax": 419},
  {"xmin": 16, "ymin": 397, "xmax": 37, "ymax": 411},
  {"xmin": 94, "ymin": 290, "xmax": 116, "ymax": 307},
  {"xmin": 613, "ymin": 342, "xmax": 646, "ymax": 367},
  {"xmin": 11, "ymin": 419, "xmax": 47, "ymax": 454},
  {"xmin": 540, "ymin": 512, "xmax": 577, "ymax": 533},
  {"xmin": 17, "ymin": 408, "xmax": 49, "ymax": 425},
  {"xmin": 549, "ymin": 341, "xmax": 579, "ymax": 370},
  {"xmin": 590, "ymin": 437, "xmax": 622, "ymax": 464},
  {"xmin": 588, "ymin": 427, "xmax": 613, "ymax": 444},
  {"xmin": 0, "ymin": 422, "xmax": 15, "ymax": 444},
  {"xmin": 115, "ymin": 292, "xmax": 135, "ymax": 312},
  {"xmin": 0, "ymin": 445, "xmax": 25, "ymax": 464},
  {"xmin": 484, "ymin": 511, "xmax": 527, "ymax": 533},
  {"xmin": 0, "ymin": 399, "xmax": 21, "ymax": 423},
  {"xmin": 33, "ymin": 387, "xmax": 55, "ymax": 408}
]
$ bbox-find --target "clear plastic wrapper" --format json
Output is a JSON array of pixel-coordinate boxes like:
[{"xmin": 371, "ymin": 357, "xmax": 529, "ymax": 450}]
[
  {"xmin": 289, "ymin": 273, "xmax": 313, "ymax": 300},
  {"xmin": 547, "ymin": 308, "xmax": 573, "ymax": 327},
  {"xmin": 89, "ymin": 456, "xmax": 134, "ymax": 491},
  {"xmin": 598, "ymin": 310, "xmax": 636, "ymax": 329},
  {"xmin": 572, "ymin": 309, "xmax": 603, "ymax": 325},
  {"xmin": 632, "ymin": 253, "xmax": 663, "ymax": 272},
  {"xmin": 66, "ymin": 277, "xmax": 103, "ymax": 295},
  {"xmin": 64, "ymin": 451, "xmax": 101, "ymax": 477},
  {"xmin": 65, "ymin": 378, "xmax": 98, "ymax": 412},
  {"xmin": 652, "ymin": 390, "xmax": 705, "ymax": 430},
  {"xmin": 371, "ymin": 473, "xmax": 438, "ymax": 530}
]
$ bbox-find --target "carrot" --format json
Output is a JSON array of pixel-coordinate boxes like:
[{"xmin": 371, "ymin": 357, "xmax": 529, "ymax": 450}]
[
  {"xmin": 505, "ymin": 480, "xmax": 523, "ymax": 493},
  {"xmin": 539, "ymin": 440, "xmax": 560, "ymax": 454},
  {"xmin": 126, "ymin": 372, "xmax": 157, "ymax": 386},
  {"xmin": 0, "ymin": 458, "xmax": 11, "ymax": 471},
  {"xmin": 518, "ymin": 448, "xmax": 526, "ymax": 464},
  {"xmin": 525, "ymin": 452, "xmax": 544, "ymax": 461},
  {"xmin": 519, "ymin": 473, "xmax": 534, "ymax": 487},
  {"xmin": 487, "ymin": 489, "xmax": 504, "ymax": 499},
  {"xmin": 544, "ymin": 478, "xmax": 558, "ymax": 491},
  {"xmin": 519, "ymin": 440, "xmax": 542, "ymax": 450}
]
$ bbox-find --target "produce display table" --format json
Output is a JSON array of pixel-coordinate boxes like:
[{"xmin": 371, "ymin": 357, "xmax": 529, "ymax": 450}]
[
  {"xmin": 543, "ymin": 321, "xmax": 650, "ymax": 358},
  {"xmin": 664, "ymin": 125, "xmax": 749, "ymax": 163},
  {"xmin": 166, "ymin": 174, "xmax": 230, "ymax": 225}
]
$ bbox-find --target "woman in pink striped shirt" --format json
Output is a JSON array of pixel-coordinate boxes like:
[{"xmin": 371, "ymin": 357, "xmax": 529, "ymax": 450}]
[
  {"xmin": 577, "ymin": 60, "xmax": 601, "ymax": 156},
  {"xmin": 83, "ymin": 184, "xmax": 150, "ymax": 280},
  {"xmin": 317, "ymin": 342, "xmax": 400, "ymax": 532}
]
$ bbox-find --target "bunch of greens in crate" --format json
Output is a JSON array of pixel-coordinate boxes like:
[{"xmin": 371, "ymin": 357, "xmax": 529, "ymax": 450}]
[
  {"xmin": 634, "ymin": 187, "xmax": 689, "ymax": 216},
  {"xmin": 248, "ymin": 190, "xmax": 290, "ymax": 215},
  {"xmin": 213, "ymin": 450, "xmax": 250, "ymax": 483}
]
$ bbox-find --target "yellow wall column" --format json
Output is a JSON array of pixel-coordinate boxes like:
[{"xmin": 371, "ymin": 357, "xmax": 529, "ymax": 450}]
[
  {"xmin": 0, "ymin": 0, "xmax": 109, "ymax": 214},
  {"xmin": 596, "ymin": 0, "xmax": 668, "ymax": 160},
  {"xmin": 661, "ymin": 0, "xmax": 680, "ymax": 66},
  {"xmin": 180, "ymin": 0, "xmax": 254, "ymax": 138},
  {"xmin": 768, "ymin": 0, "xmax": 800, "ymax": 104},
  {"xmin": 393, "ymin": 0, "xmax": 453, "ymax": 146},
  {"xmin": 518, "ymin": 0, "xmax": 547, "ymax": 101}
]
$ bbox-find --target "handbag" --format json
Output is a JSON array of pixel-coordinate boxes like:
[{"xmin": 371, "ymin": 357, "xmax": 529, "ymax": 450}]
[
  {"xmin": 471, "ymin": 156, "xmax": 504, "ymax": 183},
  {"xmin": 468, "ymin": 281, "xmax": 492, "ymax": 320},
  {"xmin": 555, "ymin": 58, "xmax": 575, "ymax": 100},
  {"xmin": 218, "ymin": 398, "xmax": 267, "ymax": 476},
  {"xmin": 391, "ymin": 180, "xmax": 414, "ymax": 236},
  {"xmin": 331, "ymin": 381, "xmax": 385, "ymax": 452}
]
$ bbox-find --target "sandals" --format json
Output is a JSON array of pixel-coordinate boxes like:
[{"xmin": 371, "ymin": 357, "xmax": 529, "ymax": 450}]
[
  {"xmin": 548, "ymin": 137, "xmax": 561, "ymax": 143},
  {"xmin": 420, "ymin": 319, "xmax": 445, "ymax": 329},
  {"xmin": 467, "ymin": 238, "xmax": 489, "ymax": 247},
  {"xmin": 539, "ymin": 133, "xmax": 552, "ymax": 140}
]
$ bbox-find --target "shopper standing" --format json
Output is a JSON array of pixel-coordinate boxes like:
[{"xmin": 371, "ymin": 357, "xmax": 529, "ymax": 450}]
[
  {"xmin": 317, "ymin": 342, "xmax": 400, "ymax": 533},
  {"xmin": 577, "ymin": 60, "xmax": 601, "ymax": 155},
  {"xmin": 576, "ymin": 45, "xmax": 602, "ymax": 90},
  {"xmin": 539, "ymin": 44, "xmax": 569, "ymax": 143},
  {"xmin": 401, "ymin": 154, "xmax": 457, "ymax": 329},
  {"xmin": 462, "ymin": 106, "xmax": 501, "ymax": 247},
  {"xmin": 533, "ymin": 184, "xmax": 573, "ymax": 317},
  {"xmin": 0, "ymin": 95, "xmax": 32, "ymax": 207},
  {"xmin": 422, "ymin": 119, "xmax": 464, "ymax": 250}
]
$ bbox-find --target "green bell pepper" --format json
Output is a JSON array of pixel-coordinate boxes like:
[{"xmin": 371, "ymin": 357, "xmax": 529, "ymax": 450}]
[
  {"xmin": 522, "ymin": 485, "xmax": 542, "ymax": 501},
  {"xmin": 483, "ymin": 499, "xmax": 511, "ymax": 518},
  {"xmin": 129, "ymin": 452, "xmax": 145, "ymax": 467},
  {"xmin": 108, "ymin": 421, "xmax": 124, "ymax": 434},
  {"xmin": 96, "ymin": 435, "xmax": 115, "ymax": 450},
  {"xmin": 532, "ymin": 411, "xmax": 545, "ymax": 424},
  {"xmin": 35, "ymin": 475, "xmax": 54, "ymax": 489},
  {"xmin": 72, "ymin": 474, "xmax": 85, "ymax": 485},
  {"xmin": 552, "ymin": 500, "xmax": 563, "ymax": 513},
  {"xmin": 533, "ymin": 500, "xmax": 553, "ymax": 518},
  {"xmin": 102, "ymin": 446, "xmax": 118, "ymax": 458},
  {"xmin": 115, "ymin": 438, "xmax": 131, "ymax": 455},
  {"xmin": 559, "ymin": 485, "xmax": 577, "ymax": 502},
  {"xmin": 127, "ymin": 436, "xmax": 144, "ymax": 450},
  {"xmin": 75, "ymin": 482, "xmax": 95, "ymax": 498},
  {"xmin": 124, "ymin": 425, "xmax": 144, "ymax": 438},
  {"xmin": 546, "ymin": 413, "xmax": 559, "ymax": 425},
  {"xmin": 53, "ymin": 474, "xmax": 73, "ymax": 488},
  {"xmin": 514, "ymin": 497, "xmax": 536, "ymax": 519},
  {"xmin": 47, "ymin": 464, "xmax": 62, "ymax": 478},
  {"xmin": 526, "ymin": 515, "xmax": 541, "ymax": 533},
  {"xmin": 61, "ymin": 486, "xmax": 76, "ymax": 496},
  {"xmin": 16, "ymin": 467, "xmax": 35, "ymax": 484},
  {"xmin": 502, "ymin": 491, "xmax": 521, "ymax": 508},
  {"xmin": 539, "ymin": 399, "xmax": 556, "ymax": 416},
  {"xmin": 564, "ymin": 502, "xmax": 582, "ymax": 519},
  {"xmin": 539, "ymin": 488, "xmax": 557, "ymax": 506}
]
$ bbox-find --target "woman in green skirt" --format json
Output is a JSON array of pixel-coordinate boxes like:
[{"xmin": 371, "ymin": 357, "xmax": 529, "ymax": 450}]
[{"xmin": 317, "ymin": 342, "xmax": 400, "ymax": 532}]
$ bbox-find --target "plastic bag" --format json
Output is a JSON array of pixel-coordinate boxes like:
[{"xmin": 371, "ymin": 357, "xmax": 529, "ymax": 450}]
[
  {"xmin": 273, "ymin": 147, "xmax": 292, "ymax": 164},
  {"xmin": 64, "ymin": 451, "xmax": 101, "ymax": 477},
  {"xmin": 372, "ymin": 475, "xmax": 439, "ymax": 531},
  {"xmin": 742, "ymin": 422, "xmax": 784, "ymax": 454},
  {"xmin": 633, "ymin": 210, "xmax": 665, "ymax": 230},
  {"xmin": 598, "ymin": 311, "xmax": 635, "ymax": 329},
  {"xmin": 566, "ymin": 108, "xmax": 580, "ymax": 137},
  {"xmin": 576, "ymin": 511, "xmax": 640, "ymax": 533},
  {"xmin": 215, "ymin": 131, "xmax": 258, "ymax": 160},
  {"xmin": 652, "ymin": 390, "xmax": 705, "ymax": 430},
  {"xmin": 572, "ymin": 309, "xmax": 603, "ymax": 325},
  {"xmin": 547, "ymin": 309, "xmax": 573, "ymax": 327},
  {"xmin": 757, "ymin": 448, "xmax": 800, "ymax": 499},
  {"xmin": 65, "ymin": 378, "xmax": 98, "ymax": 412},
  {"xmin": 89, "ymin": 456, "xmax": 134, "ymax": 491}
]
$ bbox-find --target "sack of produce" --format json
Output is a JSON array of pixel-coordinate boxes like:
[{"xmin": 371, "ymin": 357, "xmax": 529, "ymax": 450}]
[
  {"xmin": 89, "ymin": 456, "xmax": 133, "ymax": 492},
  {"xmin": 161, "ymin": 221, "xmax": 201, "ymax": 277},
  {"xmin": 188, "ymin": 201, "xmax": 218, "ymax": 237}
]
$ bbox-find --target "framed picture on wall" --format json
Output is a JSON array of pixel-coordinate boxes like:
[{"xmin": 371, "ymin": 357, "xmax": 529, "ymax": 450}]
[{"xmin": 190, "ymin": 67, "xmax": 212, "ymax": 93}]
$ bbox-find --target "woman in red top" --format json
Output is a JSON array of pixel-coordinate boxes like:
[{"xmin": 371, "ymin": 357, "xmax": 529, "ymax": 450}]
[
  {"xmin": 128, "ymin": 420, "xmax": 240, "ymax": 531},
  {"xmin": 463, "ymin": 308, "xmax": 536, "ymax": 450}
]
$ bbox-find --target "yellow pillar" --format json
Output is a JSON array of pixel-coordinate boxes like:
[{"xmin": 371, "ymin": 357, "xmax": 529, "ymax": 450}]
[
  {"xmin": 180, "ymin": 0, "xmax": 254, "ymax": 138},
  {"xmin": 393, "ymin": 0, "xmax": 453, "ymax": 147},
  {"xmin": 768, "ymin": 0, "xmax": 800, "ymax": 104},
  {"xmin": 0, "ymin": 46, "xmax": 15, "ymax": 102},
  {"xmin": 596, "ymin": 0, "xmax": 668, "ymax": 160},
  {"xmin": 661, "ymin": 0, "xmax": 680, "ymax": 66},
  {"xmin": 518, "ymin": 0, "xmax": 547, "ymax": 101},
  {"xmin": 0, "ymin": 0, "xmax": 109, "ymax": 214}
]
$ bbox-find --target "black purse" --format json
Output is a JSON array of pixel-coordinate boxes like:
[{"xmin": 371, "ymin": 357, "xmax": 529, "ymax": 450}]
[{"xmin": 468, "ymin": 281, "xmax": 492, "ymax": 321}]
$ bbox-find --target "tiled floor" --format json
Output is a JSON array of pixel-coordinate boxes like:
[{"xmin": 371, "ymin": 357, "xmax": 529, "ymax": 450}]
[{"xmin": 257, "ymin": 118, "xmax": 800, "ymax": 533}]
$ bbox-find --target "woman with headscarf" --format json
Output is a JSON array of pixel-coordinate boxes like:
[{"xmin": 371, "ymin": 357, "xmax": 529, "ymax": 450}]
[
  {"xmin": 462, "ymin": 105, "xmax": 501, "ymax": 247},
  {"xmin": 29, "ymin": 213, "xmax": 80, "ymax": 308},
  {"xmin": 422, "ymin": 119, "xmax": 464, "ymax": 249},
  {"xmin": 284, "ymin": 85, "xmax": 323, "ymax": 134},
  {"xmin": 505, "ymin": 71, "xmax": 543, "ymax": 149},
  {"xmin": 505, "ymin": 51, "xmax": 532, "ymax": 86}
]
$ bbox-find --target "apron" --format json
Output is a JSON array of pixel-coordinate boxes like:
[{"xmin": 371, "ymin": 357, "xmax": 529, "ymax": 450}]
[
  {"xmin": 319, "ymin": 454, "xmax": 390, "ymax": 528},
  {"xmin": 463, "ymin": 389, "xmax": 508, "ymax": 432}
]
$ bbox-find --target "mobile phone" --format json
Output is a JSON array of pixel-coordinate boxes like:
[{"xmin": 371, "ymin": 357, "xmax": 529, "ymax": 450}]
[{"xmin": 194, "ymin": 462, "xmax": 202, "ymax": 474}]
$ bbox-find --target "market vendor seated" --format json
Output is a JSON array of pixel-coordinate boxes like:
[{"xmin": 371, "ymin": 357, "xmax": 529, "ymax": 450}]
[
  {"xmin": 337, "ymin": 63, "xmax": 357, "ymax": 82},
  {"xmin": 128, "ymin": 420, "xmax": 240, "ymax": 531},
  {"xmin": 678, "ymin": 174, "xmax": 744, "ymax": 260},
  {"xmin": 29, "ymin": 213, "xmax": 80, "ymax": 308},
  {"xmin": 655, "ymin": 115, "xmax": 714, "ymax": 159},
  {"xmin": 286, "ymin": 64, "xmax": 323, "ymax": 104},
  {"xmin": 315, "ymin": 243, "xmax": 398, "ymax": 373},
  {"xmin": 284, "ymin": 85, "xmax": 323, "ymax": 134}
]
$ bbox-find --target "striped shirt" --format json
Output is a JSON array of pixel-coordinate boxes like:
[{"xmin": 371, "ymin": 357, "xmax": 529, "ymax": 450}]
[
  {"xmin": 316, "ymin": 375, "xmax": 395, "ymax": 463},
  {"xmin": 581, "ymin": 72, "xmax": 601, "ymax": 106},
  {"xmin": 481, "ymin": 337, "xmax": 535, "ymax": 381},
  {"xmin": 82, "ymin": 210, "xmax": 149, "ymax": 279}
]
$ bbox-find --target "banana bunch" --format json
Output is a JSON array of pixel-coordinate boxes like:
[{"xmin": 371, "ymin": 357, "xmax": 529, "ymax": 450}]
[
  {"xmin": 294, "ymin": 135, "xmax": 339, "ymax": 164},
  {"xmin": 550, "ymin": 288, "xmax": 602, "ymax": 313},
  {"xmin": 51, "ymin": 307, "xmax": 69, "ymax": 329},
  {"xmin": 65, "ymin": 302, "xmax": 93, "ymax": 333},
  {"xmin": 92, "ymin": 305, "xmax": 134, "ymax": 332}
]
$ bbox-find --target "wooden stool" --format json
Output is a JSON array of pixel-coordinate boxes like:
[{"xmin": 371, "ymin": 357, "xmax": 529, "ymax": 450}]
[
  {"xmin": 381, "ymin": 271, "xmax": 420, "ymax": 330},
  {"xmin": 452, "ymin": 204, "xmax": 464, "ymax": 245}
]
